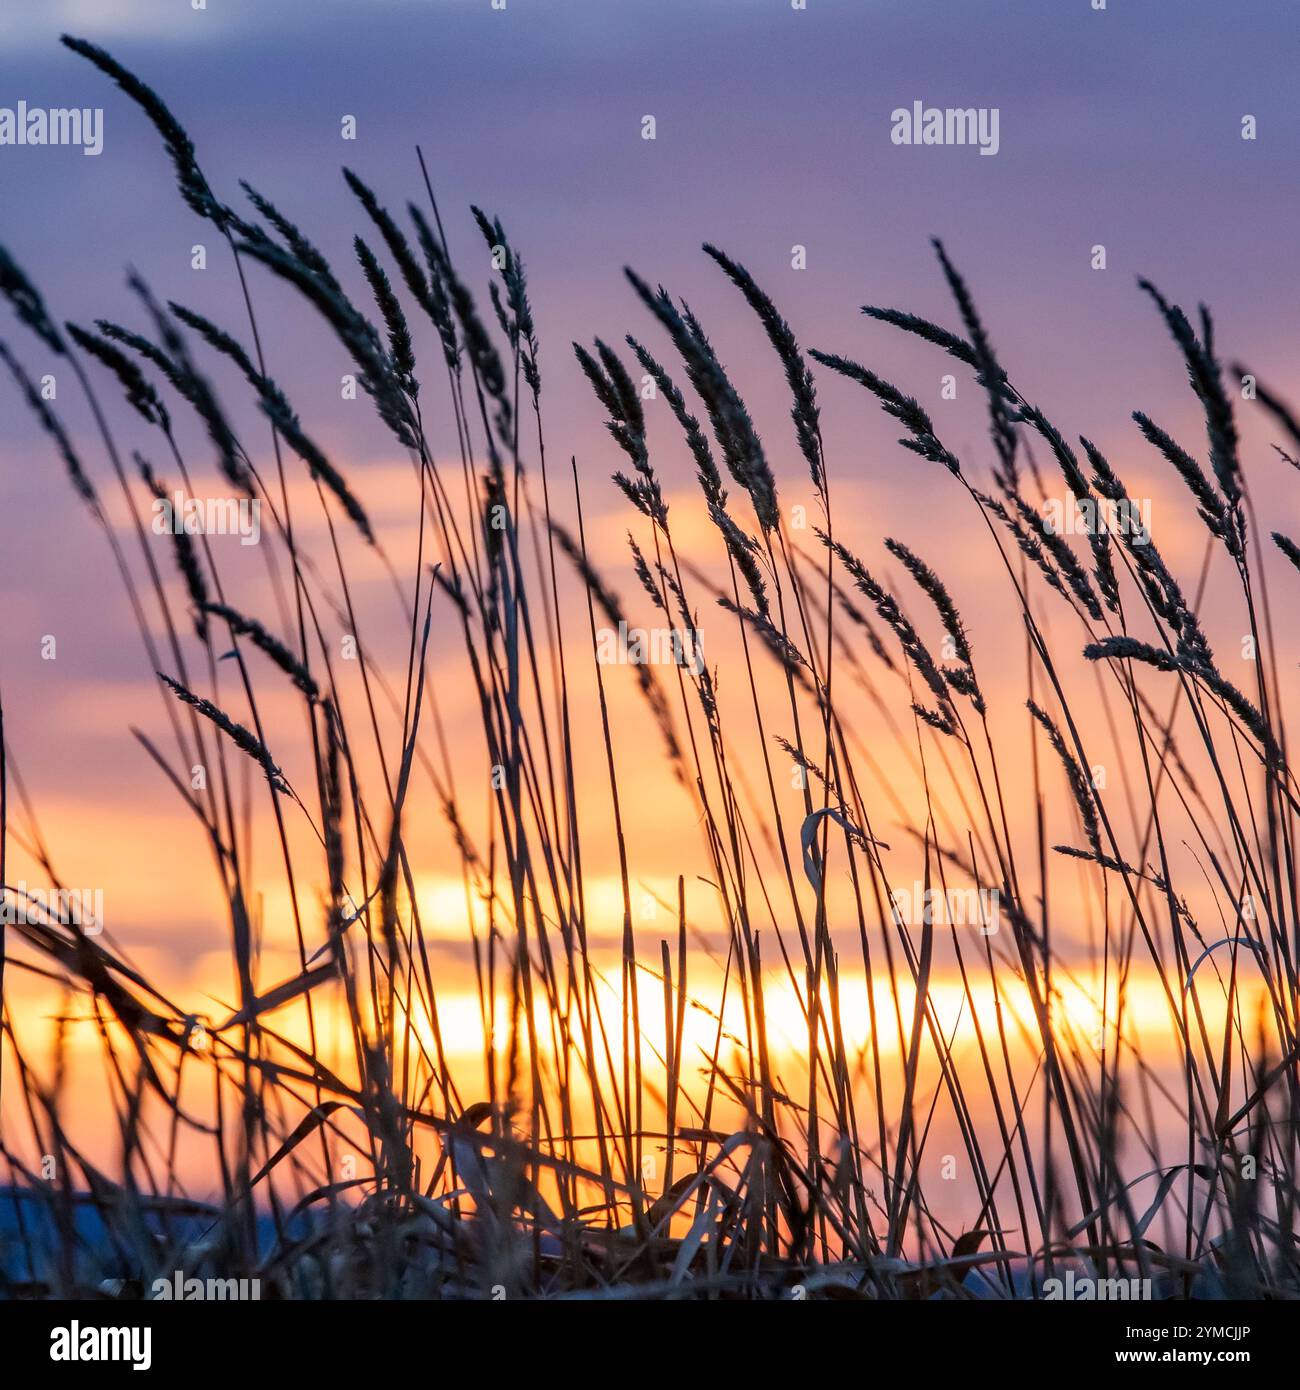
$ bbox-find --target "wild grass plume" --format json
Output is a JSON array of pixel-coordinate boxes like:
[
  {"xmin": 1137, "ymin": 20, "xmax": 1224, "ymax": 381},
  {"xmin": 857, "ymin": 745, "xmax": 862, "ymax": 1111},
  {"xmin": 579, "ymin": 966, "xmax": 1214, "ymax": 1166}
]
[{"xmin": 1, "ymin": 37, "xmax": 1299, "ymax": 1305}]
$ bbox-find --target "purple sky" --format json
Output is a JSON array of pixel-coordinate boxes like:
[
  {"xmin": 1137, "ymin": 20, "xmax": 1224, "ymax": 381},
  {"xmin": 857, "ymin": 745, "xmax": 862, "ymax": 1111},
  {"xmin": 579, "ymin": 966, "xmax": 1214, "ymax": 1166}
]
[{"xmin": 4, "ymin": 0, "xmax": 1298, "ymax": 483}]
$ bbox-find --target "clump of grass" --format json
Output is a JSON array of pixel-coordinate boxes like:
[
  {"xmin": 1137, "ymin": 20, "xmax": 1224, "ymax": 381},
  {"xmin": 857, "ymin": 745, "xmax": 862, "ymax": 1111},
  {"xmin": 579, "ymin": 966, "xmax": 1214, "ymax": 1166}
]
[{"xmin": 1, "ymin": 37, "xmax": 1299, "ymax": 1303}]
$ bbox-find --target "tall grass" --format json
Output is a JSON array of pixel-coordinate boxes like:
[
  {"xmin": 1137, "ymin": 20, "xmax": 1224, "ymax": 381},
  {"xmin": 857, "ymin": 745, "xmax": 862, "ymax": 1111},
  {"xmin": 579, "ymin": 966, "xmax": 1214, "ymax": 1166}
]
[{"xmin": 0, "ymin": 36, "xmax": 1297, "ymax": 1299}]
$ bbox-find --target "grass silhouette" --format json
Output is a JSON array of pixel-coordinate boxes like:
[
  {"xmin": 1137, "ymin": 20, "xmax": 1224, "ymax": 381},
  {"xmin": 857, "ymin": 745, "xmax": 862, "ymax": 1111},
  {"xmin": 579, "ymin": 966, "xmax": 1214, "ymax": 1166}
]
[{"xmin": 0, "ymin": 36, "xmax": 1297, "ymax": 1300}]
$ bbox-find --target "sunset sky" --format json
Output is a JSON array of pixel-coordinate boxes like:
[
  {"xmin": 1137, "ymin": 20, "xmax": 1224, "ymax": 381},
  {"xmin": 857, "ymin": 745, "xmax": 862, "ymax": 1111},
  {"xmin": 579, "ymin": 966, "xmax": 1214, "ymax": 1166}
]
[{"xmin": 1, "ymin": 0, "xmax": 1297, "ymax": 1196}]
